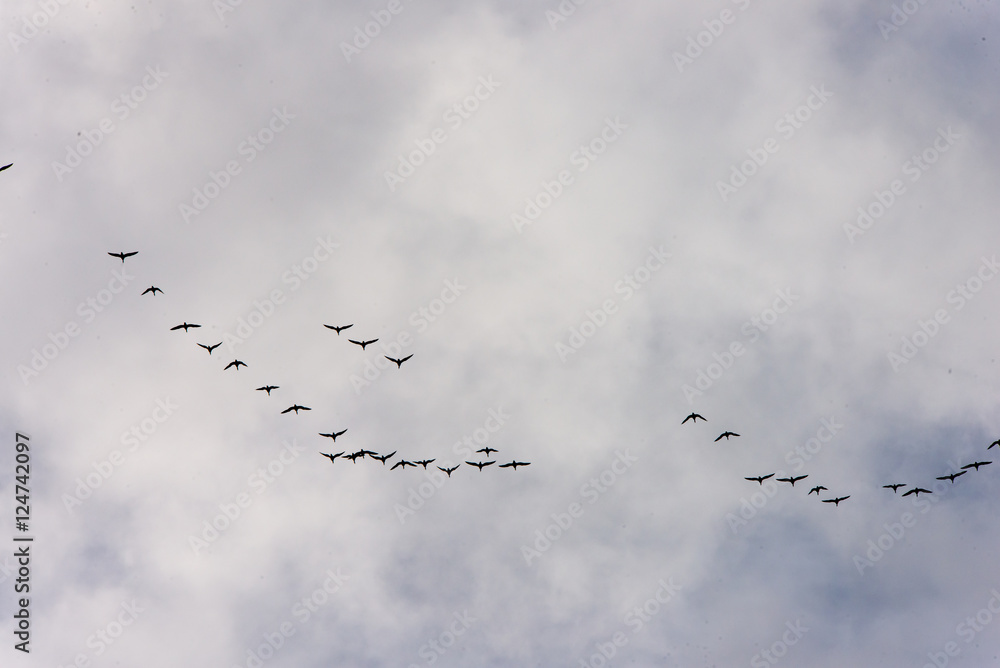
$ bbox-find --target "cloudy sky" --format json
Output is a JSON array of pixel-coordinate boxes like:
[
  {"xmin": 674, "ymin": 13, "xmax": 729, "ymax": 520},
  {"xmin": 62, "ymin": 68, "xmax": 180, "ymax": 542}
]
[{"xmin": 3, "ymin": 1, "xmax": 1000, "ymax": 666}]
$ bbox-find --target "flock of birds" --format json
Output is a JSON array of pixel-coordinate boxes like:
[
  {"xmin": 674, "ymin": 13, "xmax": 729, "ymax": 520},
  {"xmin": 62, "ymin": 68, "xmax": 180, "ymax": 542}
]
[
  {"xmin": 106, "ymin": 249, "xmax": 531, "ymax": 477},
  {"xmin": 682, "ymin": 412, "xmax": 997, "ymax": 506}
]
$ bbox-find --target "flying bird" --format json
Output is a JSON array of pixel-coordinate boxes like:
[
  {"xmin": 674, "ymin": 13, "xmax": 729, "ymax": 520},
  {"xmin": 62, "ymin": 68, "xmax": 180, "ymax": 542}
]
[
  {"xmin": 477, "ymin": 447, "xmax": 498, "ymax": 456},
  {"xmin": 108, "ymin": 251, "xmax": 138, "ymax": 263},
  {"xmin": 438, "ymin": 465, "xmax": 459, "ymax": 477},
  {"xmin": 371, "ymin": 452, "xmax": 397, "ymax": 465},
  {"xmin": 141, "ymin": 286, "xmax": 162, "ymax": 296},
  {"xmin": 348, "ymin": 338, "xmax": 379, "ymax": 350},
  {"xmin": 344, "ymin": 451, "xmax": 366, "ymax": 463},
  {"xmin": 681, "ymin": 413, "xmax": 706, "ymax": 424},
  {"xmin": 320, "ymin": 452, "xmax": 344, "ymax": 463},
  {"xmin": 414, "ymin": 459, "xmax": 435, "ymax": 469},
  {"xmin": 988, "ymin": 439, "xmax": 1000, "ymax": 450},
  {"xmin": 0, "ymin": 163, "xmax": 12, "ymax": 173},
  {"xmin": 391, "ymin": 460, "xmax": 416, "ymax": 470},
  {"xmin": 715, "ymin": 431, "xmax": 740, "ymax": 441},
  {"xmin": 466, "ymin": 460, "xmax": 495, "ymax": 471},
  {"xmin": 256, "ymin": 385, "xmax": 279, "ymax": 395},
  {"xmin": 962, "ymin": 461, "xmax": 992, "ymax": 471},
  {"xmin": 224, "ymin": 360, "xmax": 247, "ymax": 371},
  {"xmin": 822, "ymin": 496, "xmax": 850, "ymax": 506},
  {"xmin": 936, "ymin": 471, "xmax": 967, "ymax": 483},
  {"xmin": 281, "ymin": 404, "xmax": 311, "ymax": 414},
  {"xmin": 883, "ymin": 483, "xmax": 906, "ymax": 493},
  {"xmin": 499, "ymin": 461, "xmax": 530, "ymax": 469},
  {"xmin": 170, "ymin": 322, "xmax": 201, "ymax": 332},
  {"xmin": 744, "ymin": 474, "xmax": 775, "ymax": 485},
  {"xmin": 319, "ymin": 429, "xmax": 347, "ymax": 441},
  {"xmin": 901, "ymin": 487, "xmax": 933, "ymax": 497},
  {"xmin": 324, "ymin": 324, "xmax": 353, "ymax": 334},
  {"xmin": 385, "ymin": 354, "xmax": 413, "ymax": 368},
  {"xmin": 198, "ymin": 342, "xmax": 222, "ymax": 355},
  {"xmin": 808, "ymin": 485, "xmax": 828, "ymax": 495},
  {"xmin": 776, "ymin": 475, "xmax": 808, "ymax": 487}
]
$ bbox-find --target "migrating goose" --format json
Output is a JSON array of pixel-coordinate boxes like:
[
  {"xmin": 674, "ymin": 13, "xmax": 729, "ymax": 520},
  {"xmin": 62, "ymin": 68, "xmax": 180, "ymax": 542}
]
[
  {"xmin": 391, "ymin": 460, "xmax": 416, "ymax": 470},
  {"xmin": 961, "ymin": 461, "xmax": 992, "ymax": 471},
  {"xmin": 348, "ymin": 338, "xmax": 378, "ymax": 350},
  {"xmin": 256, "ymin": 385, "xmax": 279, "ymax": 395},
  {"xmin": 438, "ymin": 465, "xmax": 459, "ymax": 477},
  {"xmin": 936, "ymin": 471, "xmax": 967, "ymax": 483},
  {"xmin": 141, "ymin": 286, "xmax": 162, "ymax": 296},
  {"xmin": 901, "ymin": 487, "xmax": 932, "ymax": 497},
  {"xmin": 281, "ymin": 404, "xmax": 311, "ymax": 414},
  {"xmin": 681, "ymin": 413, "xmax": 706, "ymax": 424},
  {"xmin": 320, "ymin": 452, "xmax": 344, "ymax": 463},
  {"xmin": 822, "ymin": 496, "xmax": 850, "ymax": 506},
  {"xmin": 715, "ymin": 431, "xmax": 740, "ymax": 441},
  {"xmin": 371, "ymin": 452, "xmax": 396, "ymax": 465},
  {"xmin": 744, "ymin": 474, "xmax": 775, "ymax": 485},
  {"xmin": 808, "ymin": 485, "xmax": 827, "ymax": 495},
  {"xmin": 224, "ymin": 360, "xmax": 247, "ymax": 371},
  {"xmin": 499, "ymin": 461, "xmax": 530, "ymax": 469},
  {"xmin": 170, "ymin": 322, "xmax": 201, "ymax": 332},
  {"xmin": 344, "ymin": 451, "xmax": 366, "ymax": 463},
  {"xmin": 324, "ymin": 324, "xmax": 353, "ymax": 334},
  {"xmin": 319, "ymin": 429, "xmax": 347, "ymax": 441},
  {"xmin": 414, "ymin": 459, "xmax": 435, "ymax": 469},
  {"xmin": 776, "ymin": 475, "xmax": 808, "ymax": 487},
  {"xmin": 108, "ymin": 251, "xmax": 138, "ymax": 263},
  {"xmin": 477, "ymin": 447, "xmax": 498, "ymax": 456},
  {"xmin": 883, "ymin": 483, "xmax": 906, "ymax": 493},
  {"xmin": 197, "ymin": 342, "xmax": 222, "ymax": 355},
  {"xmin": 466, "ymin": 460, "xmax": 495, "ymax": 471},
  {"xmin": 385, "ymin": 354, "xmax": 413, "ymax": 368}
]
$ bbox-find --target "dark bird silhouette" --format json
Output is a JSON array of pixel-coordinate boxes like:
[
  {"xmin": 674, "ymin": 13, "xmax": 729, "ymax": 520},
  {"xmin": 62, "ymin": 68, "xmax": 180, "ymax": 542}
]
[
  {"xmin": 883, "ymin": 483, "xmax": 906, "ymax": 493},
  {"xmin": 348, "ymin": 338, "xmax": 378, "ymax": 350},
  {"xmin": 358, "ymin": 449, "xmax": 377, "ymax": 457},
  {"xmin": 466, "ymin": 460, "xmax": 496, "ymax": 470},
  {"xmin": 499, "ymin": 461, "xmax": 530, "ymax": 469},
  {"xmin": 777, "ymin": 475, "xmax": 808, "ymax": 487},
  {"xmin": 715, "ymin": 431, "xmax": 740, "ymax": 441},
  {"xmin": 281, "ymin": 404, "xmax": 311, "ymax": 414},
  {"xmin": 822, "ymin": 496, "xmax": 850, "ymax": 506},
  {"xmin": 324, "ymin": 324, "xmax": 353, "ymax": 334},
  {"xmin": 320, "ymin": 451, "xmax": 344, "ymax": 463},
  {"xmin": 438, "ymin": 465, "xmax": 459, "ymax": 477},
  {"xmin": 962, "ymin": 461, "xmax": 992, "ymax": 471},
  {"xmin": 141, "ymin": 286, "xmax": 162, "ymax": 296},
  {"xmin": 808, "ymin": 485, "xmax": 827, "ymax": 495},
  {"xmin": 901, "ymin": 487, "xmax": 933, "ymax": 497},
  {"xmin": 682, "ymin": 413, "xmax": 706, "ymax": 424},
  {"xmin": 988, "ymin": 439, "xmax": 1000, "ymax": 450},
  {"xmin": 344, "ymin": 451, "xmax": 365, "ymax": 463},
  {"xmin": 936, "ymin": 471, "xmax": 967, "ymax": 483},
  {"xmin": 198, "ymin": 342, "xmax": 222, "ymax": 355},
  {"xmin": 477, "ymin": 447, "xmax": 498, "ymax": 456},
  {"xmin": 391, "ymin": 460, "xmax": 416, "ymax": 470},
  {"xmin": 0, "ymin": 163, "xmax": 12, "ymax": 173},
  {"xmin": 256, "ymin": 385, "xmax": 278, "ymax": 395},
  {"xmin": 745, "ymin": 474, "xmax": 775, "ymax": 485},
  {"xmin": 108, "ymin": 251, "xmax": 138, "ymax": 263},
  {"xmin": 371, "ymin": 451, "xmax": 396, "ymax": 465},
  {"xmin": 385, "ymin": 354, "xmax": 413, "ymax": 368},
  {"xmin": 414, "ymin": 459, "xmax": 435, "ymax": 469},
  {"xmin": 224, "ymin": 360, "xmax": 247, "ymax": 371},
  {"xmin": 319, "ymin": 429, "xmax": 347, "ymax": 441},
  {"xmin": 170, "ymin": 322, "xmax": 201, "ymax": 332}
]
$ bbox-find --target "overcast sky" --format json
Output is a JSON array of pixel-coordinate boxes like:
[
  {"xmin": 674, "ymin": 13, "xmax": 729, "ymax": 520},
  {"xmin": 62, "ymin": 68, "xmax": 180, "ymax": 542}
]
[{"xmin": 3, "ymin": 1, "xmax": 1000, "ymax": 666}]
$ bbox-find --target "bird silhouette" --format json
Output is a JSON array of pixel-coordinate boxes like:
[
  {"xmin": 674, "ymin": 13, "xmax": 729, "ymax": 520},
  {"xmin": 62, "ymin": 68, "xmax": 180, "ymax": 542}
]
[
  {"xmin": 901, "ymin": 487, "xmax": 933, "ymax": 497},
  {"xmin": 414, "ymin": 459, "xmax": 435, "ymax": 469},
  {"xmin": 988, "ymin": 439, "xmax": 1000, "ymax": 450},
  {"xmin": 0, "ymin": 163, "xmax": 12, "ymax": 173},
  {"xmin": 345, "ymin": 451, "xmax": 365, "ymax": 463},
  {"xmin": 281, "ymin": 404, "xmax": 311, "ymax": 414},
  {"xmin": 108, "ymin": 251, "xmax": 138, "ymax": 263},
  {"xmin": 438, "ymin": 465, "xmax": 459, "ymax": 477},
  {"xmin": 141, "ymin": 286, "xmax": 162, "ymax": 296},
  {"xmin": 170, "ymin": 322, "xmax": 201, "ymax": 332},
  {"xmin": 808, "ymin": 485, "xmax": 828, "ymax": 495},
  {"xmin": 962, "ymin": 461, "xmax": 992, "ymax": 471},
  {"xmin": 348, "ymin": 338, "xmax": 378, "ymax": 350},
  {"xmin": 320, "ymin": 452, "xmax": 344, "ymax": 463},
  {"xmin": 358, "ymin": 449, "xmax": 378, "ymax": 457},
  {"xmin": 385, "ymin": 354, "xmax": 413, "ymax": 368},
  {"xmin": 391, "ymin": 460, "xmax": 416, "ymax": 470},
  {"xmin": 777, "ymin": 475, "xmax": 808, "ymax": 487},
  {"xmin": 499, "ymin": 461, "xmax": 530, "ymax": 469},
  {"xmin": 371, "ymin": 452, "xmax": 397, "ymax": 465},
  {"xmin": 198, "ymin": 342, "xmax": 222, "ymax": 355},
  {"xmin": 936, "ymin": 471, "xmax": 967, "ymax": 483},
  {"xmin": 256, "ymin": 385, "xmax": 279, "ymax": 395},
  {"xmin": 319, "ymin": 429, "xmax": 347, "ymax": 441},
  {"xmin": 822, "ymin": 496, "xmax": 850, "ymax": 506},
  {"xmin": 745, "ymin": 474, "xmax": 775, "ymax": 485},
  {"xmin": 682, "ymin": 413, "xmax": 706, "ymax": 424},
  {"xmin": 466, "ymin": 460, "xmax": 495, "ymax": 470},
  {"xmin": 715, "ymin": 431, "xmax": 740, "ymax": 441},
  {"xmin": 883, "ymin": 483, "xmax": 906, "ymax": 493},
  {"xmin": 224, "ymin": 360, "xmax": 247, "ymax": 371},
  {"xmin": 477, "ymin": 447, "xmax": 498, "ymax": 456},
  {"xmin": 324, "ymin": 324, "xmax": 353, "ymax": 334}
]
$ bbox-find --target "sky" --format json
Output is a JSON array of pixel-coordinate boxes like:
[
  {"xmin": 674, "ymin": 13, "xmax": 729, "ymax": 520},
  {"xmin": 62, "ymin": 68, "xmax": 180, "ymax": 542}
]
[{"xmin": 2, "ymin": 1, "xmax": 1000, "ymax": 666}]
